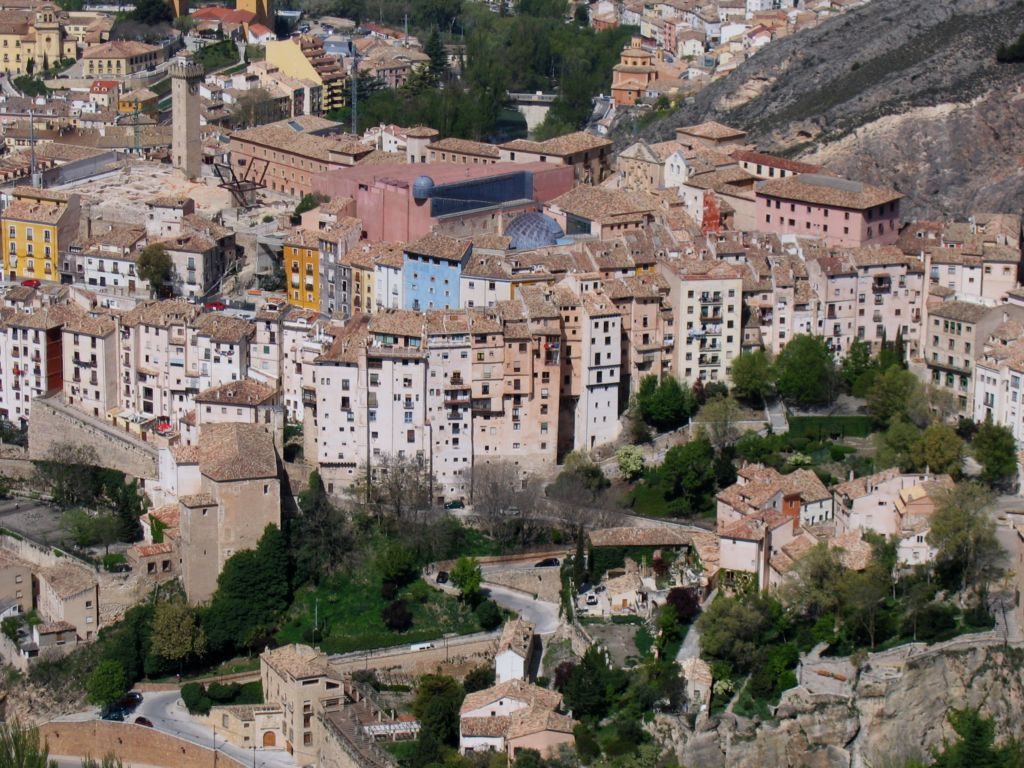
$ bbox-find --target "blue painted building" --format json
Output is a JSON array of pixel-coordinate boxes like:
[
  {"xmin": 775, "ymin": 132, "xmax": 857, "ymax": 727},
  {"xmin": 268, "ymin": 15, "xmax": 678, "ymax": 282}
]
[{"xmin": 402, "ymin": 232, "xmax": 472, "ymax": 311}]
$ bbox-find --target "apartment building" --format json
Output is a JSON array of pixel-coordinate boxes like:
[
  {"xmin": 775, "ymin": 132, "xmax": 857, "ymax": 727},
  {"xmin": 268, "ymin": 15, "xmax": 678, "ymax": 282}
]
[
  {"xmin": 497, "ymin": 131, "xmax": 614, "ymax": 185},
  {"xmin": 0, "ymin": 550, "xmax": 31, "ymax": 614},
  {"xmin": 756, "ymin": 174, "xmax": 902, "ymax": 248},
  {"xmin": 264, "ymin": 36, "xmax": 347, "ymax": 115},
  {"xmin": 0, "ymin": 306, "xmax": 72, "ymax": 424},
  {"xmin": 260, "ymin": 644, "xmax": 343, "ymax": 764},
  {"xmin": 924, "ymin": 301, "xmax": 1024, "ymax": 414},
  {"xmin": 604, "ymin": 273, "xmax": 673, "ymax": 392},
  {"xmin": 426, "ymin": 310, "xmax": 473, "ymax": 502},
  {"xmin": 35, "ymin": 562, "xmax": 99, "ymax": 641},
  {"xmin": 573, "ymin": 289, "xmax": 623, "ymax": 452},
  {"xmin": 2, "ymin": 187, "xmax": 81, "ymax": 282},
  {"xmin": 284, "ymin": 228, "xmax": 321, "ymax": 311},
  {"xmin": 62, "ymin": 313, "xmax": 118, "ymax": 417},
  {"xmin": 403, "ymin": 233, "xmax": 472, "ymax": 311},
  {"xmin": 0, "ymin": 4, "xmax": 76, "ymax": 76},
  {"xmin": 316, "ymin": 217, "xmax": 361, "ymax": 317},
  {"xmin": 972, "ymin": 322, "xmax": 1024, "ymax": 441},
  {"xmin": 658, "ymin": 258, "xmax": 743, "ymax": 385},
  {"xmin": 69, "ymin": 223, "xmax": 147, "ymax": 293}
]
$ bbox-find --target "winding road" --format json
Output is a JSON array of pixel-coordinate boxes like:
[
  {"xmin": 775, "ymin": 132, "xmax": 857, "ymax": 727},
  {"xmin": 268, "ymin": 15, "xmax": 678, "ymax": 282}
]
[{"xmin": 483, "ymin": 583, "xmax": 561, "ymax": 634}]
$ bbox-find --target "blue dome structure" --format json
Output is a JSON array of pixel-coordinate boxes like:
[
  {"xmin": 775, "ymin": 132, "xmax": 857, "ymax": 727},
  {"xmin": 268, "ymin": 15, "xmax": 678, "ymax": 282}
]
[
  {"xmin": 505, "ymin": 212, "xmax": 564, "ymax": 250},
  {"xmin": 412, "ymin": 175, "xmax": 435, "ymax": 202}
]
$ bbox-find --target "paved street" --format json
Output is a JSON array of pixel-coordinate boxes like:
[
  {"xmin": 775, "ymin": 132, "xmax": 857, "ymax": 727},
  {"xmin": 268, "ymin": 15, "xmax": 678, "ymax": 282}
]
[
  {"xmin": 483, "ymin": 583, "xmax": 560, "ymax": 634},
  {"xmin": 55, "ymin": 691, "xmax": 297, "ymax": 768},
  {"xmin": 676, "ymin": 589, "xmax": 715, "ymax": 664}
]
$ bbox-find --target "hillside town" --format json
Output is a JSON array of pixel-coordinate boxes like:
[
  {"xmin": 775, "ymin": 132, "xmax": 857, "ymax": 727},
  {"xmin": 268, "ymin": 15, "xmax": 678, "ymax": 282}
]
[{"xmin": 0, "ymin": 0, "xmax": 1020, "ymax": 766}]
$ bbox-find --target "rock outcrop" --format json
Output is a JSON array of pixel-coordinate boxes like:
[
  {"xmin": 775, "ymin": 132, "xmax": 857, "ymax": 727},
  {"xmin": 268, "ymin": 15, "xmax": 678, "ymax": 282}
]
[
  {"xmin": 653, "ymin": 646, "xmax": 1024, "ymax": 767},
  {"xmin": 626, "ymin": 0, "xmax": 1024, "ymax": 219}
]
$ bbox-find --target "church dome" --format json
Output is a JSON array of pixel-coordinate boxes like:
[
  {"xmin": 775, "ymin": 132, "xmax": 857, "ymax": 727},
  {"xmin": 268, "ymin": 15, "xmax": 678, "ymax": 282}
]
[{"xmin": 505, "ymin": 212, "xmax": 564, "ymax": 250}]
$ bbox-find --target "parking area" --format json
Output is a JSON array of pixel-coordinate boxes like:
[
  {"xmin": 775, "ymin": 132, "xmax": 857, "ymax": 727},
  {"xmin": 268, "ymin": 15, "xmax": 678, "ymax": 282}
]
[{"xmin": 0, "ymin": 497, "xmax": 66, "ymax": 545}]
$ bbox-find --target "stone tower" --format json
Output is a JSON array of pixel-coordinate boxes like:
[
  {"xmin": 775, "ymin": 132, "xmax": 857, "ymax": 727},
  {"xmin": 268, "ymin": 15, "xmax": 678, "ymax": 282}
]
[
  {"xmin": 33, "ymin": 4, "xmax": 62, "ymax": 72},
  {"xmin": 170, "ymin": 52, "xmax": 203, "ymax": 181}
]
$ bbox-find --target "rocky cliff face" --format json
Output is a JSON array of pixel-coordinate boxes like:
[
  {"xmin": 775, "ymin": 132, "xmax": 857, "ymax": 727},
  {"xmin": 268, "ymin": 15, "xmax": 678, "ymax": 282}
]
[
  {"xmin": 653, "ymin": 646, "xmax": 1024, "ymax": 768},
  {"xmin": 628, "ymin": 0, "xmax": 1024, "ymax": 219}
]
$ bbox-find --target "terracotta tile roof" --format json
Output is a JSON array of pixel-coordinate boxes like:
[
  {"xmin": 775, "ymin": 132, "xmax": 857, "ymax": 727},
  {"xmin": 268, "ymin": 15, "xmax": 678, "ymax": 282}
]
[
  {"xmin": 198, "ymin": 422, "xmax": 277, "ymax": 482},
  {"xmin": 122, "ymin": 300, "xmax": 200, "ymax": 329},
  {"xmin": 461, "ymin": 680, "xmax": 562, "ymax": 716},
  {"xmin": 368, "ymin": 308, "xmax": 425, "ymax": 338},
  {"xmin": 781, "ymin": 469, "xmax": 830, "ymax": 503},
  {"xmin": 179, "ymin": 493, "xmax": 217, "ymax": 508},
  {"xmin": 507, "ymin": 709, "xmax": 576, "ymax": 739},
  {"xmin": 63, "ymin": 313, "xmax": 116, "ymax": 337},
  {"xmin": 549, "ymin": 186, "xmax": 657, "ymax": 224},
  {"xmin": 498, "ymin": 617, "xmax": 534, "ymax": 658},
  {"xmin": 170, "ymin": 444, "xmax": 199, "ymax": 464},
  {"xmin": 730, "ymin": 149, "xmax": 819, "ymax": 174},
  {"xmin": 832, "ymin": 468, "xmax": 900, "ymax": 500},
  {"xmin": 193, "ymin": 312, "xmax": 255, "ymax": 344},
  {"xmin": 405, "ymin": 126, "xmax": 440, "ymax": 138},
  {"xmin": 406, "ymin": 233, "xmax": 471, "ymax": 262},
  {"xmin": 589, "ymin": 527, "xmax": 694, "ymax": 547},
  {"xmin": 829, "ymin": 529, "xmax": 872, "ymax": 571},
  {"xmin": 39, "ymin": 563, "xmax": 95, "ymax": 599},
  {"xmin": 501, "ymin": 132, "xmax": 611, "ymax": 157},
  {"xmin": 196, "ymin": 379, "xmax": 278, "ymax": 406},
  {"xmin": 317, "ymin": 315, "xmax": 369, "ymax": 364},
  {"xmin": 927, "ymin": 300, "xmax": 989, "ymax": 323},
  {"xmin": 663, "ymin": 258, "xmax": 742, "ymax": 280},
  {"xmin": 262, "ymin": 643, "xmax": 338, "ymax": 680},
  {"xmin": 2, "ymin": 198, "xmax": 72, "ymax": 225},
  {"xmin": 460, "ymin": 716, "xmax": 510, "ymax": 737},
  {"xmin": 83, "ymin": 40, "xmax": 161, "ymax": 59},
  {"xmin": 37, "ymin": 621, "xmax": 77, "ymax": 634},
  {"xmin": 757, "ymin": 174, "xmax": 902, "ymax": 210},
  {"xmin": 145, "ymin": 504, "xmax": 181, "ymax": 529},
  {"xmin": 131, "ymin": 542, "xmax": 174, "ymax": 558},
  {"xmin": 428, "ymin": 137, "xmax": 500, "ymax": 158},
  {"xmin": 676, "ymin": 121, "xmax": 747, "ymax": 141}
]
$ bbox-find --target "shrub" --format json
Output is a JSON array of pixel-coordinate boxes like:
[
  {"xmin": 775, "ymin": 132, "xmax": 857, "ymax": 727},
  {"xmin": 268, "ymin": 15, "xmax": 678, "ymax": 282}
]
[
  {"xmin": 475, "ymin": 599, "xmax": 502, "ymax": 631},
  {"xmin": 261, "ymin": 214, "xmax": 274, "ymax": 223},
  {"xmin": 916, "ymin": 602, "xmax": 957, "ymax": 642},
  {"xmin": 381, "ymin": 580, "xmax": 399, "ymax": 600},
  {"xmin": 206, "ymin": 682, "xmax": 241, "ymax": 703},
  {"xmin": 963, "ymin": 602, "xmax": 995, "ymax": 630},
  {"xmin": 181, "ymin": 682, "xmax": 211, "ymax": 715},
  {"xmin": 573, "ymin": 725, "xmax": 601, "ymax": 761},
  {"xmin": 102, "ymin": 554, "xmax": 126, "ymax": 571},
  {"xmin": 406, "ymin": 580, "xmax": 431, "ymax": 604},
  {"xmin": 463, "ymin": 665, "xmax": 495, "ymax": 693},
  {"xmin": 382, "ymin": 599, "xmax": 412, "ymax": 632}
]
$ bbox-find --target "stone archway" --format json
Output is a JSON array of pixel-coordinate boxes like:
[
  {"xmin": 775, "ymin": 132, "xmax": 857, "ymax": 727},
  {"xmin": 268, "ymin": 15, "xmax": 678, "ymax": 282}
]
[{"xmin": 263, "ymin": 731, "xmax": 276, "ymax": 748}]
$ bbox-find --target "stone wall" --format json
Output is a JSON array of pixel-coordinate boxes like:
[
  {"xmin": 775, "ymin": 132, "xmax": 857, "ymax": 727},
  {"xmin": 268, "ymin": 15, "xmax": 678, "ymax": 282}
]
[
  {"xmin": 39, "ymin": 721, "xmax": 244, "ymax": 768},
  {"xmin": 483, "ymin": 568, "xmax": 563, "ymax": 602},
  {"xmin": 28, "ymin": 395, "xmax": 158, "ymax": 480},
  {"xmin": 0, "ymin": 532, "xmax": 93, "ymax": 572},
  {"xmin": 330, "ymin": 631, "xmax": 499, "ymax": 678}
]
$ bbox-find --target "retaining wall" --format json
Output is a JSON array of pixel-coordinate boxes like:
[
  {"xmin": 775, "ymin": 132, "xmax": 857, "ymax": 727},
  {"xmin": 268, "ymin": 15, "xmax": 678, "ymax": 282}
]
[{"xmin": 40, "ymin": 721, "xmax": 244, "ymax": 768}]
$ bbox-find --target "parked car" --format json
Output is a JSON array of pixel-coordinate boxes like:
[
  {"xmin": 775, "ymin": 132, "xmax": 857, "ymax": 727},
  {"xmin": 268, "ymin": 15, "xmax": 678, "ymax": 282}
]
[
  {"xmin": 444, "ymin": 500, "xmax": 465, "ymax": 510},
  {"xmin": 20, "ymin": 279, "xmax": 40, "ymax": 288},
  {"xmin": 534, "ymin": 558, "xmax": 560, "ymax": 568},
  {"xmin": 594, "ymin": 585, "xmax": 606, "ymax": 593},
  {"xmin": 204, "ymin": 301, "xmax": 226, "ymax": 311},
  {"xmin": 101, "ymin": 708, "xmax": 125, "ymax": 722},
  {"xmin": 134, "ymin": 716, "xmax": 154, "ymax": 727},
  {"xmin": 436, "ymin": 571, "xmax": 449, "ymax": 585},
  {"xmin": 585, "ymin": 594, "xmax": 599, "ymax": 606},
  {"xmin": 500, "ymin": 506, "xmax": 521, "ymax": 517}
]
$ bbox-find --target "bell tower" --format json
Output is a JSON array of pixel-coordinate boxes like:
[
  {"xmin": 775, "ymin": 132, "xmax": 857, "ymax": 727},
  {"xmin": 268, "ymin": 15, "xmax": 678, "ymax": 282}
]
[{"xmin": 170, "ymin": 51, "xmax": 204, "ymax": 180}]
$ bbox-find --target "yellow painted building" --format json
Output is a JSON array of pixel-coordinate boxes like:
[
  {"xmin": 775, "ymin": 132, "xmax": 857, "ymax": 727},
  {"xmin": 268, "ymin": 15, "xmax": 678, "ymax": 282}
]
[
  {"xmin": 117, "ymin": 87, "xmax": 159, "ymax": 115},
  {"xmin": 265, "ymin": 36, "xmax": 346, "ymax": 115},
  {"xmin": 236, "ymin": 0, "xmax": 272, "ymax": 24},
  {"xmin": 2, "ymin": 187, "xmax": 81, "ymax": 282},
  {"xmin": 284, "ymin": 228, "xmax": 320, "ymax": 311},
  {"xmin": 0, "ymin": 4, "xmax": 76, "ymax": 76},
  {"xmin": 82, "ymin": 39, "xmax": 162, "ymax": 78}
]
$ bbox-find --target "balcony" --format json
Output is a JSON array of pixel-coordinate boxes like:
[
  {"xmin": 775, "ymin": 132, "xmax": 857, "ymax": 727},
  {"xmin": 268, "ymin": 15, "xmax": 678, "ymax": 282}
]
[
  {"xmin": 872, "ymin": 275, "xmax": 891, "ymax": 293},
  {"xmin": 445, "ymin": 391, "xmax": 471, "ymax": 407},
  {"xmin": 448, "ymin": 373, "xmax": 464, "ymax": 386},
  {"xmin": 874, "ymin": 294, "xmax": 884, "ymax": 305},
  {"xmin": 700, "ymin": 292, "xmax": 722, "ymax": 304},
  {"xmin": 698, "ymin": 355, "xmax": 720, "ymax": 367},
  {"xmin": 699, "ymin": 312, "xmax": 722, "ymax": 323},
  {"xmin": 872, "ymin": 313, "xmax": 882, "ymax": 324},
  {"xmin": 302, "ymin": 388, "xmax": 317, "ymax": 406}
]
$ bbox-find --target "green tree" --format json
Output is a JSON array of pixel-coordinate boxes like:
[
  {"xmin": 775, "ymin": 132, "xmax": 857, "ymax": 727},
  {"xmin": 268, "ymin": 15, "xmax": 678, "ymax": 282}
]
[
  {"xmin": 902, "ymin": 581, "xmax": 937, "ymax": 641},
  {"xmin": 86, "ymin": 660, "xmax": 127, "ymax": 709},
  {"xmin": 424, "ymin": 29, "xmax": 448, "ymax": 83},
  {"xmin": 616, "ymin": 445, "xmax": 645, "ymax": 482},
  {"xmin": 382, "ymin": 599, "xmax": 413, "ymax": 631},
  {"xmin": 874, "ymin": 416, "xmax": 923, "ymax": 471},
  {"xmin": 928, "ymin": 483, "xmax": 1002, "ymax": 593},
  {"xmin": 839, "ymin": 564, "xmax": 889, "ymax": 648},
  {"xmin": 840, "ymin": 338, "xmax": 873, "ymax": 391},
  {"xmin": 972, "ymin": 417, "xmax": 1018, "ymax": 488},
  {"xmin": 911, "ymin": 423, "xmax": 964, "ymax": 477},
  {"xmin": 137, "ymin": 244, "xmax": 174, "ymax": 297},
  {"xmin": 563, "ymin": 645, "xmax": 622, "ymax": 719},
  {"xmin": 412, "ymin": 675, "xmax": 464, "ymax": 746},
  {"xmin": 699, "ymin": 395, "xmax": 742, "ymax": 451},
  {"xmin": 867, "ymin": 366, "xmax": 927, "ymax": 427},
  {"xmin": 293, "ymin": 470, "xmax": 351, "ymax": 585},
  {"xmin": 661, "ymin": 437, "xmax": 716, "ymax": 516},
  {"xmin": 772, "ymin": 335, "xmax": 837, "ymax": 406},
  {"xmin": 779, "ymin": 543, "xmax": 845, "ymax": 620},
  {"xmin": 80, "ymin": 755, "xmax": 125, "ymax": 768},
  {"xmin": 463, "ymin": 665, "xmax": 495, "ymax": 693},
  {"xmin": 130, "ymin": 0, "xmax": 174, "ymax": 24},
  {"xmin": 697, "ymin": 593, "xmax": 783, "ymax": 674},
  {"xmin": 730, "ymin": 350, "xmax": 773, "ymax": 403},
  {"xmin": 61, "ymin": 508, "xmax": 99, "ymax": 547},
  {"xmin": 293, "ymin": 193, "xmax": 326, "ymax": 220},
  {"xmin": 150, "ymin": 600, "xmax": 207, "ymax": 673},
  {"xmin": 0, "ymin": 720, "xmax": 55, "ymax": 768},
  {"xmin": 450, "ymin": 556, "xmax": 482, "ymax": 600},
  {"xmin": 931, "ymin": 708, "xmax": 1022, "ymax": 768},
  {"xmin": 1, "ymin": 616, "xmax": 19, "ymax": 642},
  {"xmin": 204, "ymin": 525, "xmax": 290, "ymax": 654},
  {"xmin": 636, "ymin": 375, "xmax": 695, "ymax": 431},
  {"xmin": 475, "ymin": 599, "xmax": 502, "ymax": 630}
]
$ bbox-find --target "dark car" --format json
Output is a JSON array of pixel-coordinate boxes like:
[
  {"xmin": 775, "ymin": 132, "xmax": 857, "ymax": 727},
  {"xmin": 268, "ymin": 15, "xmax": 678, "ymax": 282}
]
[
  {"xmin": 134, "ymin": 716, "xmax": 154, "ymax": 727},
  {"xmin": 101, "ymin": 708, "xmax": 125, "ymax": 722},
  {"xmin": 444, "ymin": 500, "xmax": 465, "ymax": 510},
  {"xmin": 535, "ymin": 558, "xmax": 560, "ymax": 568},
  {"xmin": 115, "ymin": 691, "xmax": 142, "ymax": 713},
  {"xmin": 436, "ymin": 571, "xmax": 449, "ymax": 584}
]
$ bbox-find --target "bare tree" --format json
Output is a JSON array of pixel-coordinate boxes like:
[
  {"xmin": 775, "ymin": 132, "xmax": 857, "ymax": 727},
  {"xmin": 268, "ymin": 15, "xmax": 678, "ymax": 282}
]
[
  {"xmin": 350, "ymin": 453, "xmax": 435, "ymax": 524},
  {"xmin": 698, "ymin": 395, "xmax": 741, "ymax": 452},
  {"xmin": 471, "ymin": 460, "xmax": 544, "ymax": 545},
  {"xmin": 230, "ymin": 88, "xmax": 285, "ymax": 129}
]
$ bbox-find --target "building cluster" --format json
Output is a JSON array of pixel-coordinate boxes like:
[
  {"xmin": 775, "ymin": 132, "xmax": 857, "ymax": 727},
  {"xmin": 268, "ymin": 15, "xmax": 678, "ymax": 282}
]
[{"xmin": 597, "ymin": 0, "xmax": 871, "ymax": 116}]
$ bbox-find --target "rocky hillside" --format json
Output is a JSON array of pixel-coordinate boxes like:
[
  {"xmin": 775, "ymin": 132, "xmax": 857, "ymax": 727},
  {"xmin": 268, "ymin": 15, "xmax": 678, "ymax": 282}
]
[
  {"xmin": 654, "ymin": 645, "xmax": 1024, "ymax": 767},
  {"xmin": 627, "ymin": 0, "xmax": 1024, "ymax": 219}
]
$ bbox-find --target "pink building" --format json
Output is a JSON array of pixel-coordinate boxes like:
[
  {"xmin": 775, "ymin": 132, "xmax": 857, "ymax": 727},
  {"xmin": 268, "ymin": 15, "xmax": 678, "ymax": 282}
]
[
  {"xmin": 312, "ymin": 161, "xmax": 573, "ymax": 243},
  {"xmin": 756, "ymin": 174, "xmax": 902, "ymax": 247}
]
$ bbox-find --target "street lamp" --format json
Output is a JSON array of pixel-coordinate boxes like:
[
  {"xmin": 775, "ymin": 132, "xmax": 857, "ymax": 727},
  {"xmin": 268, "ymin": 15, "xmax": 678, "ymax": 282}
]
[{"xmin": 251, "ymin": 745, "xmax": 257, "ymax": 768}]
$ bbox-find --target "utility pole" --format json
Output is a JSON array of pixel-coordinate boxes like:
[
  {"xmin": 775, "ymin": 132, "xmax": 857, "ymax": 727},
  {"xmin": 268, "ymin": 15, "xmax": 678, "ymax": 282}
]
[
  {"xmin": 350, "ymin": 46, "xmax": 359, "ymax": 135},
  {"xmin": 132, "ymin": 95, "xmax": 141, "ymax": 155},
  {"xmin": 28, "ymin": 109, "xmax": 40, "ymax": 188}
]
